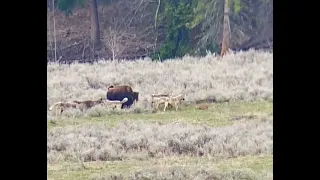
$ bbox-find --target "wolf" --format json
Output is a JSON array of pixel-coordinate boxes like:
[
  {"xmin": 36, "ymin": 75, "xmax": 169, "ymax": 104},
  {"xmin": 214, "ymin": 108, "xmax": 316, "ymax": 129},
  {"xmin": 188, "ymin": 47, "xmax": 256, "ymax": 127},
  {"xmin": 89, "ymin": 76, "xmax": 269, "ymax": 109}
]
[
  {"xmin": 72, "ymin": 97, "xmax": 104, "ymax": 111},
  {"xmin": 151, "ymin": 93, "xmax": 170, "ymax": 107},
  {"xmin": 164, "ymin": 94, "xmax": 185, "ymax": 111},
  {"xmin": 49, "ymin": 101, "xmax": 78, "ymax": 118},
  {"xmin": 153, "ymin": 94, "xmax": 185, "ymax": 111}
]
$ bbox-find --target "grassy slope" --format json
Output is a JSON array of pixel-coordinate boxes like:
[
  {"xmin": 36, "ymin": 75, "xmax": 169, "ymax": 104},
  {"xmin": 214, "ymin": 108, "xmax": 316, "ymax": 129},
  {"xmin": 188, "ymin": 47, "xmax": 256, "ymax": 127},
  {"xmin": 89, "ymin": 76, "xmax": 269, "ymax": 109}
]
[
  {"xmin": 48, "ymin": 155, "xmax": 272, "ymax": 180},
  {"xmin": 47, "ymin": 101, "xmax": 273, "ymax": 180}
]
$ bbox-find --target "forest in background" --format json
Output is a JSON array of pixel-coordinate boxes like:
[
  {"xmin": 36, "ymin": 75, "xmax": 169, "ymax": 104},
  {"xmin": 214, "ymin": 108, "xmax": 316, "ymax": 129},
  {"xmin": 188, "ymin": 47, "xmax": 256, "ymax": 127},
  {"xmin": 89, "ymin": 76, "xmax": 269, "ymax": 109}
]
[{"xmin": 47, "ymin": 0, "xmax": 273, "ymax": 62}]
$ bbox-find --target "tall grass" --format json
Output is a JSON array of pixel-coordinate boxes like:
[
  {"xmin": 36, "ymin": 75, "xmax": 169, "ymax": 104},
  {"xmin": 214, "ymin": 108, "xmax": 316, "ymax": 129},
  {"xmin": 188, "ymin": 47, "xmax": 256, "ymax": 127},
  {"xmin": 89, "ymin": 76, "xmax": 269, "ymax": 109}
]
[
  {"xmin": 47, "ymin": 50, "xmax": 272, "ymax": 117},
  {"xmin": 47, "ymin": 117, "xmax": 273, "ymax": 164}
]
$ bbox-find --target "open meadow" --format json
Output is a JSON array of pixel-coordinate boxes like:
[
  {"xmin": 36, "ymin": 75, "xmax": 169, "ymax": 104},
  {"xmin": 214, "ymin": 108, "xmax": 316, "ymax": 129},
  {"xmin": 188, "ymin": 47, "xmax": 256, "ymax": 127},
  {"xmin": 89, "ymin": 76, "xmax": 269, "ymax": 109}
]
[{"xmin": 47, "ymin": 50, "xmax": 273, "ymax": 180}]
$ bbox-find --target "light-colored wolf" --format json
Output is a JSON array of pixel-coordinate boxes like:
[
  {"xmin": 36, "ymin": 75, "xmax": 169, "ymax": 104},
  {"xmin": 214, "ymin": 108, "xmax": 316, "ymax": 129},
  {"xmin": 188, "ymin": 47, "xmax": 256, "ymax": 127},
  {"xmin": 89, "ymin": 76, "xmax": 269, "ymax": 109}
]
[
  {"xmin": 153, "ymin": 94, "xmax": 185, "ymax": 111},
  {"xmin": 49, "ymin": 101, "xmax": 78, "ymax": 118}
]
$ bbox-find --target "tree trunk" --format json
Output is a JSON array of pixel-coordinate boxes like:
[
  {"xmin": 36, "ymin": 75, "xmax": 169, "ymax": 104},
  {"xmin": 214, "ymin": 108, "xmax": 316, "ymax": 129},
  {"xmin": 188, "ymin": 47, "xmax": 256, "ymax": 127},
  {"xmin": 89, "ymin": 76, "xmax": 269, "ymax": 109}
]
[
  {"xmin": 221, "ymin": 0, "xmax": 230, "ymax": 57},
  {"xmin": 89, "ymin": 0, "xmax": 101, "ymax": 49},
  {"xmin": 53, "ymin": 0, "xmax": 58, "ymax": 61}
]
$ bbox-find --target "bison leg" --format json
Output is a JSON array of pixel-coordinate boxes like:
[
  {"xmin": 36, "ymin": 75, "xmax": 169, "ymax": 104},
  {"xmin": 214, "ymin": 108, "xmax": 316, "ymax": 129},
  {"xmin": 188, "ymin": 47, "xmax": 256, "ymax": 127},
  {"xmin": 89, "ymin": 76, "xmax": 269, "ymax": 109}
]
[
  {"xmin": 121, "ymin": 104, "xmax": 130, "ymax": 109},
  {"xmin": 122, "ymin": 95, "xmax": 134, "ymax": 109}
]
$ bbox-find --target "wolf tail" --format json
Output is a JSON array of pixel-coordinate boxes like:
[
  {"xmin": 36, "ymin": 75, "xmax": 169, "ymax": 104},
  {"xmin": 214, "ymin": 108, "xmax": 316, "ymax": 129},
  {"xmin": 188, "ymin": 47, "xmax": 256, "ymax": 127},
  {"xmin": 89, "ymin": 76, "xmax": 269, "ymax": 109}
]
[{"xmin": 49, "ymin": 102, "xmax": 61, "ymax": 111}]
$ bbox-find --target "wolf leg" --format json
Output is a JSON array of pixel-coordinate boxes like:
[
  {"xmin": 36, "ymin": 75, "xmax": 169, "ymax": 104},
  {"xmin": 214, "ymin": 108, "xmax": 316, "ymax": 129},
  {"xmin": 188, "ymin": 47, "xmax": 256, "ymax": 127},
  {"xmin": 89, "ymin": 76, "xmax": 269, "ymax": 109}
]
[{"xmin": 164, "ymin": 102, "xmax": 169, "ymax": 111}]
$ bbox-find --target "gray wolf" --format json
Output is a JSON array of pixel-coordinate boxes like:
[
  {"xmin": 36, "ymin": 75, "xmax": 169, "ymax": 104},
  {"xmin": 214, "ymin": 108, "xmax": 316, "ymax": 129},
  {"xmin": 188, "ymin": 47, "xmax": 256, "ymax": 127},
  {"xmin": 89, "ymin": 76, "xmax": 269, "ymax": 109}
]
[
  {"xmin": 164, "ymin": 94, "xmax": 185, "ymax": 111},
  {"xmin": 151, "ymin": 93, "xmax": 170, "ymax": 107},
  {"xmin": 49, "ymin": 101, "xmax": 78, "ymax": 118},
  {"xmin": 106, "ymin": 85, "xmax": 135, "ymax": 108},
  {"xmin": 154, "ymin": 94, "xmax": 185, "ymax": 111},
  {"xmin": 153, "ymin": 96, "xmax": 170, "ymax": 111},
  {"xmin": 72, "ymin": 97, "xmax": 104, "ymax": 111}
]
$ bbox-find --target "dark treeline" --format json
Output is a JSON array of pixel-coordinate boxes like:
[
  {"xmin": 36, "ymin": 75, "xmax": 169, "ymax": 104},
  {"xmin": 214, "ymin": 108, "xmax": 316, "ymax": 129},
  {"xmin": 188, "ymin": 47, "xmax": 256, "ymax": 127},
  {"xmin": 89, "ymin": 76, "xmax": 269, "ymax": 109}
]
[{"xmin": 47, "ymin": 0, "xmax": 273, "ymax": 62}]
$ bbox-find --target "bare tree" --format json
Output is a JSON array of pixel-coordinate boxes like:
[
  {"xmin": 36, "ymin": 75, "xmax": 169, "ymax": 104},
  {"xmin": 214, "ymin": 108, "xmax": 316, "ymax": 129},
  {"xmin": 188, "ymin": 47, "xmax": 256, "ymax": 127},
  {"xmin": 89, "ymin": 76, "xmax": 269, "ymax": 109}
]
[
  {"xmin": 221, "ymin": 0, "xmax": 230, "ymax": 56},
  {"xmin": 47, "ymin": 0, "xmax": 158, "ymax": 61},
  {"xmin": 104, "ymin": 24, "xmax": 154, "ymax": 60},
  {"xmin": 104, "ymin": 27, "xmax": 126, "ymax": 60},
  {"xmin": 102, "ymin": 0, "xmax": 156, "ymax": 60},
  {"xmin": 154, "ymin": 0, "xmax": 161, "ymax": 53}
]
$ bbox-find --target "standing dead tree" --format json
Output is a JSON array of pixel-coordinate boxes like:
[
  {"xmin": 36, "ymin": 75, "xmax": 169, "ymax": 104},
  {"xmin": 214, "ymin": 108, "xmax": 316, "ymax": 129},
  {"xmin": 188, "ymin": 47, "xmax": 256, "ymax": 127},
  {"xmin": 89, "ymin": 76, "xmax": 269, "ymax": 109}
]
[
  {"xmin": 221, "ymin": 0, "xmax": 230, "ymax": 57},
  {"xmin": 154, "ymin": 0, "xmax": 161, "ymax": 54},
  {"xmin": 104, "ymin": 27, "xmax": 127, "ymax": 61},
  {"xmin": 47, "ymin": 0, "xmax": 160, "ymax": 61},
  {"xmin": 103, "ymin": 23, "xmax": 154, "ymax": 60},
  {"xmin": 199, "ymin": 0, "xmax": 273, "ymax": 55},
  {"xmin": 102, "ymin": 0, "xmax": 156, "ymax": 60},
  {"xmin": 89, "ymin": 0, "xmax": 101, "ymax": 50}
]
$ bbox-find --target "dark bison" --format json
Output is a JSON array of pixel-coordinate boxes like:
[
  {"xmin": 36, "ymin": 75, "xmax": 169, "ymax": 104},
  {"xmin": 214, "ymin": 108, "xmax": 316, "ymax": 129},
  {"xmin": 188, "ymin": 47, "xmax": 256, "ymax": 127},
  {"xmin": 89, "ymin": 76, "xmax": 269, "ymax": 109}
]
[
  {"xmin": 106, "ymin": 85, "xmax": 135, "ymax": 108},
  {"xmin": 133, "ymin": 92, "xmax": 139, "ymax": 103}
]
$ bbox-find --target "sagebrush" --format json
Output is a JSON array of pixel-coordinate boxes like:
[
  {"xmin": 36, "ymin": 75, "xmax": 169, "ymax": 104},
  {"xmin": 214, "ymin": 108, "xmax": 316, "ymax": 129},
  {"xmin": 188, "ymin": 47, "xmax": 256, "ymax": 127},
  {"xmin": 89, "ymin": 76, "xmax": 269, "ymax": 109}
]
[
  {"xmin": 47, "ymin": 116, "xmax": 273, "ymax": 164},
  {"xmin": 47, "ymin": 50, "xmax": 273, "ymax": 118},
  {"xmin": 47, "ymin": 50, "xmax": 273, "ymax": 179}
]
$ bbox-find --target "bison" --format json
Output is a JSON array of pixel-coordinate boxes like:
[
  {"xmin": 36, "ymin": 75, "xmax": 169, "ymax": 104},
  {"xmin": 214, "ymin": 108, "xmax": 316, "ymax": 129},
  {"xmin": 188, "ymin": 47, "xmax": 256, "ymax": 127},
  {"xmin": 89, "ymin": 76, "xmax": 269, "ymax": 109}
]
[
  {"xmin": 133, "ymin": 91, "xmax": 139, "ymax": 103},
  {"xmin": 106, "ymin": 85, "xmax": 135, "ymax": 108}
]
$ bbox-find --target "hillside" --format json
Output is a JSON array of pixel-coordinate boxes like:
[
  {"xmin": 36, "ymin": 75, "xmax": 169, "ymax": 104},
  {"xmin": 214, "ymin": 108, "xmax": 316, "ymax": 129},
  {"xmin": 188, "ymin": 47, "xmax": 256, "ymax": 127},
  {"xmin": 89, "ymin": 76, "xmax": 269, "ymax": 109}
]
[{"xmin": 47, "ymin": 0, "xmax": 273, "ymax": 62}]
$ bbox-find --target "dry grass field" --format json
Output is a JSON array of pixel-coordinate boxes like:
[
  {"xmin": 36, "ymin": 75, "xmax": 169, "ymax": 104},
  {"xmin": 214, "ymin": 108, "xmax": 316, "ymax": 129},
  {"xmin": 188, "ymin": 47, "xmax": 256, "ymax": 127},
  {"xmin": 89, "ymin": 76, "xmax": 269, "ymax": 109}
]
[{"xmin": 47, "ymin": 50, "xmax": 273, "ymax": 180}]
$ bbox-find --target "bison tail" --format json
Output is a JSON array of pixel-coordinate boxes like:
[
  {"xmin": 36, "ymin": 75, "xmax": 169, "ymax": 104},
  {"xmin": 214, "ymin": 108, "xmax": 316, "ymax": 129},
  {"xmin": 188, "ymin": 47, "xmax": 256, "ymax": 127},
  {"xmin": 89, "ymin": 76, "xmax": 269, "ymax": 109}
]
[{"xmin": 121, "ymin": 98, "xmax": 129, "ymax": 103}]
